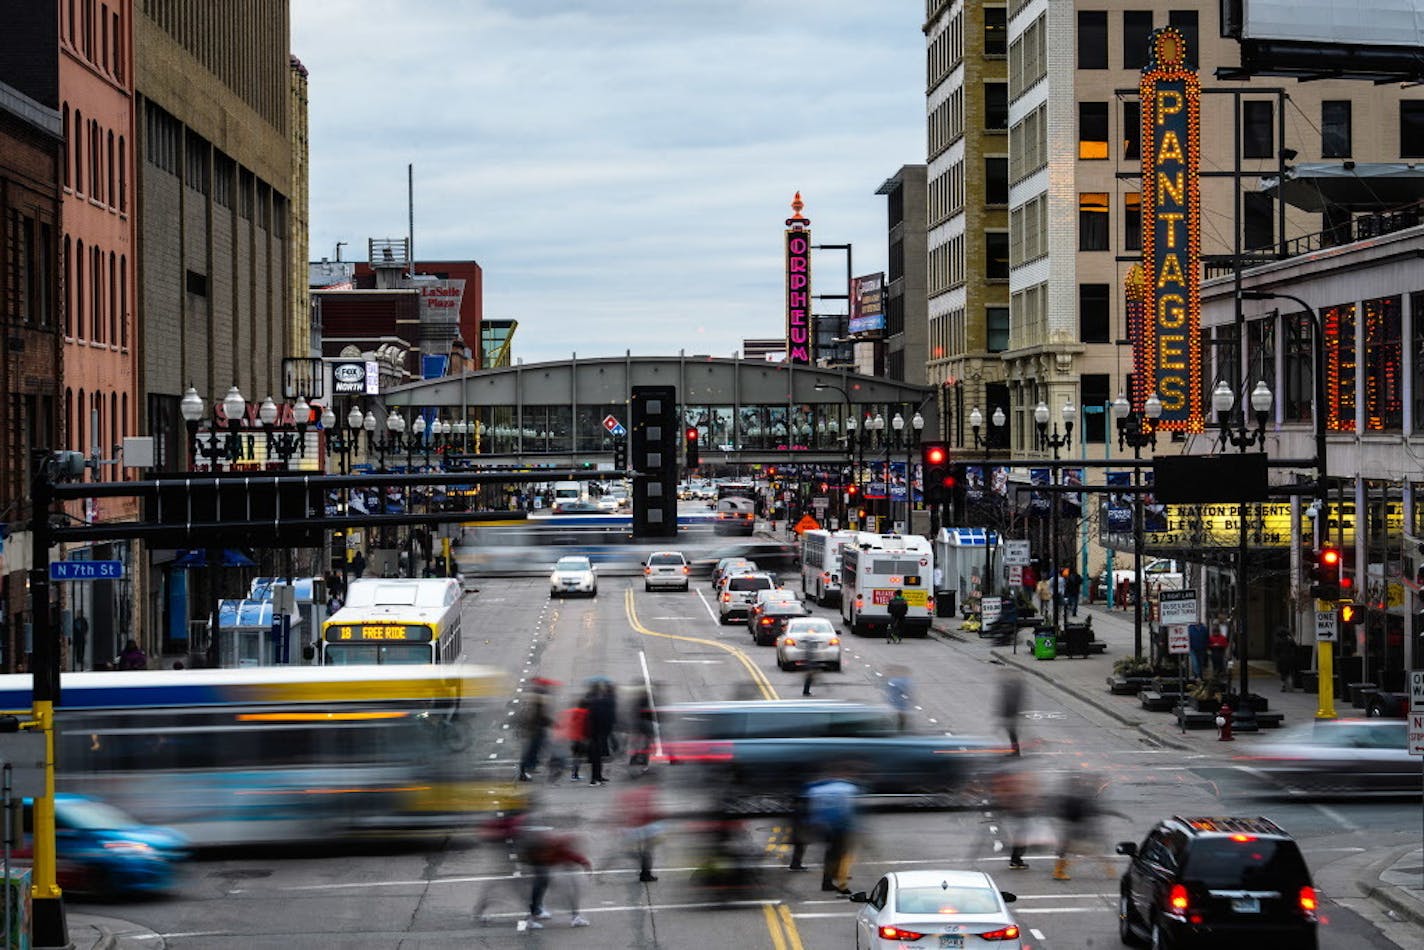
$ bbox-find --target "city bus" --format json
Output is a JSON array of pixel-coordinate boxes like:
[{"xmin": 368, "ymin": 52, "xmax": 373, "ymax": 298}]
[
  {"xmin": 321, "ymin": 577, "xmax": 463, "ymax": 664},
  {"xmin": 800, "ymin": 528, "xmax": 860, "ymax": 606},
  {"xmin": 0, "ymin": 665, "xmax": 518, "ymax": 846},
  {"xmin": 839, "ymin": 532, "xmax": 935, "ymax": 637}
]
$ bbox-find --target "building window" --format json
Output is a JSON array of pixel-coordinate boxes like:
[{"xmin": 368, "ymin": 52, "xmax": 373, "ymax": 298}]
[
  {"xmin": 986, "ymin": 157, "xmax": 1008, "ymax": 205},
  {"xmin": 1078, "ymin": 10, "xmax": 1108, "ymax": 69},
  {"xmin": 986, "ymin": 232, "xmax": 1009, "ymax": 280},
  {"xmin": 1168, "ymin": 9, "xmax": 1199, "ymax": 68},
  {"xmin": 63, "ymin": 237, "xmax": 72, "ymax": 336},
  {"xmin": 984, "ymin": 82, "xmax": 1007, "ymax": 130},
  {"xmin": 1412, "ymin": 293, "xmax": 1424, "ymax": 433},
  {"xmin": 117, "ymin": 136, "xmax": 126, "ymax": 211},
  {"xmin": 1321, "ymin": 101, "xmax": 1352, "ymax": 158},
  {"xmin": 1400, "ymin": 102, "xmax": 1424, "ymax": 158},
  {"xmin": 1080, "ymin": 102, "xmax": 1109, "ymax": 159},
  {"xmin": 108, "ymin": 251, "xmax": 116, "ymax": 344},
  {"xmin": 1079, "ymin": 193, "xmax": 1109, "ymax": 250},
  {"xmin": 1243, "ymin": 101, "xmax": 1274, "ymax": 159},
  {"xmin": 1082, "ymin": 374, "xmax": 1110, "ymax": 443},
  {"xmin": 1363, "ymin": 295, "xmax": 1403, "ymax": 431},
  {"xmin": 106, "ymin": 129, "xmax": 114, "ymax": 207},
  {"xmin": 1284, "ymin": 312, "xmax": 1314, "ymax": 424},
  {"xmin": 1125, "ymin": 192, "xmax": 1142, "ymax": 251},
  {"xmin": 119, "ymin": 254, "xmax": 127, "ymax": 349},
  {"xmin": 1243, "ymin": 192, "xmax": 1274, "ymax": 250},
  {"xmin": 987, "ymin": 307, "xmax": 1009, "ymax": 353},
  {"xmin": 74, "ymin": 239, "xmax": 83, "ymax": 338},
  {"xmin": 1080, "ymin": 283, "xmax": 1110, "ymax": 343},
  {"xmin": 1123, "ymin": 101, "xmax": 1140, "ymax": 160},
  {"xmin": 62, "ymin": 103, "xmax": 70, "ymax": 188},
  {"xmin": 984, "ymin": 6, "xmax": 1006, "ymax": 56},
  {"xmin": 1123, "ymin": 10, "xmax": 1153, "ymax": 69},
  {"xmin": 73, "ymin": 110, "xmax": 83, "ymax": 193},
  {"xmin": 1323, "ymin": 303, "xmax": 1356, "ymax": 431}
]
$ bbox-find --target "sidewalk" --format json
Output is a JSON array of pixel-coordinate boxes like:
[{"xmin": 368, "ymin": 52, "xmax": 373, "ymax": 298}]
[
  {"xmin": 69, "ymin": 912, "xmax": 163, "ymax": 950},
  {"xmin": 930, "ymin": 601, "xmax": 1424, "ymax": 934}
]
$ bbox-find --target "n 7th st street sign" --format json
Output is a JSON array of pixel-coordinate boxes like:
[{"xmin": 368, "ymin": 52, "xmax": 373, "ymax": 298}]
[{"xmin": 49, "ymin": 560, "xmax": 124, "ymax": 581}]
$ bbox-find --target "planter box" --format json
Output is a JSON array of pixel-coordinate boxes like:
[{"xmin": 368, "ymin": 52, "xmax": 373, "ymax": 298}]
[
  {"xmin": 1139, "ymin": 690, "xmax": 1184, "ymax": 712},
  {"xmin": 1107, "ymin": 675, "xmax": 1154, "ymax": 695},
  {"xmin": 1192, "ymin": 697, "xmax": 1221, "ymax": 714}
]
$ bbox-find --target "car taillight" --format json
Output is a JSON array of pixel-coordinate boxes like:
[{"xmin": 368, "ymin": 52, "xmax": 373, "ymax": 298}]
[
  {"xmin": 926, "ymin": 597, "xmax": 935, "ymax": 612},
  {"xmin": 782, "ymin": 638, "xmax": 796, "ymax": 646},
  {"xmin": 980, "ymin": 924, "xmax": 1020, "ymax": 941},
  {"xmin": 878, "ymin": 925, "xmax": 924, "ymax": 940},
  {"xmin": 682, "ymin": 566, "xmax": 690, "ymax": 574},
  {"xmin": 1168, "ymin": 883, "xmax": 1190, "ymax": 913},
  {"xmin": 1299, "ymin": 885, "xmax": 1318, "ymax": 913},
  {"xmin": 660, "ymin": 740, "xmax": 733, "ymax": 763},
  {"xmin": 760, "ymin": 617, "xmax": 775, "ymax": 625},
  {"xmin": 644, "ymin": 567, "xmax": 651, "ymax": 575},
  {"xmin": 722, "ymin": 593, "xmax": 731, "ymax": 602}
]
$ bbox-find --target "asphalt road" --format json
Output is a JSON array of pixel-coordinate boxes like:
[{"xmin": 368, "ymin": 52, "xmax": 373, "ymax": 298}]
[{"xmin": 71, "ymin": 566, "xmax": 1420, "ymax": 949}]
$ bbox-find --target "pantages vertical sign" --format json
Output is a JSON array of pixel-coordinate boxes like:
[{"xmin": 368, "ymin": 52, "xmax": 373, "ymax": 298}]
[
  {"xmin": 784, "ymin": 192, "xmax": 812, "ymax": 365},
  {"xmin": 1138, "ymin": 28, "xmax": 1203, "ymax": 432}
]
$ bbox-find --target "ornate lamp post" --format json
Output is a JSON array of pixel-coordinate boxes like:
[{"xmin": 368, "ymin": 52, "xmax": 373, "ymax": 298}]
[
  {"xmin": 1212, "ymin": 378, "xmax": 1273, "ymax": 725},
  {"xmin": 906, "ymin": 409, "xmax": 924, "ymax": 532},
  {"xmin": 1112, "ymin": 391, "xmax": 1163, "ymax": 660},
  {"xmin": 1035, "ymin": 398, "xmax": 1077, "ymax": 631},
  {"xmin": 970, "ymin": 405, "xmax": 1007, "ymax": 452}
]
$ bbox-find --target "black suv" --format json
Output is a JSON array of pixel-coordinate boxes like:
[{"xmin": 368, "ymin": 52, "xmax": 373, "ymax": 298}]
[{"xmin": 1116, "ymin": 816, "xmax": 1317, "ymax": 949}]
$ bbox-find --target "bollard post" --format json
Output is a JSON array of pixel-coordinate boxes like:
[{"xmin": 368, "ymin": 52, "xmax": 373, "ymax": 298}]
[{"xmin": 1215, "ymin": 703, "xmax": 1234, "ymax": 742}]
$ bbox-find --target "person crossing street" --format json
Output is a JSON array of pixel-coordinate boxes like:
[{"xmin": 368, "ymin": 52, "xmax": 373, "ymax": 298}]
[{"xmin": 886, "ymin": 590, "xmax": 909, "ymax": 644}]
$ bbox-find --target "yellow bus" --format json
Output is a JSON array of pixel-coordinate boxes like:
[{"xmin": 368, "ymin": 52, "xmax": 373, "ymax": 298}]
[{"xmin": 321, "ymin": 577, "xmax": 464, "ymax": 664}]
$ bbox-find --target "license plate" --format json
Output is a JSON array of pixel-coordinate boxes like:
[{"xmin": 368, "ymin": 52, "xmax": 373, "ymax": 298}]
[
  {"xmin": 1231, "ymin": 897, "xmax": 1260, "ymax": 914},
  {"xmin": 939, "ymin": 936, "xmax": 963, "ymax": 949}
]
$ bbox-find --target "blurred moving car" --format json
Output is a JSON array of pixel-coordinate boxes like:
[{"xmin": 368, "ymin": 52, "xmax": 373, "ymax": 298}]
[
  {"xmin": 1116, "ymin": 816, "xmax": 1317, "ymax": 949},
  {"xmin": 1234, "ymin": 719, "xmax": 1415, "ymax": 796},
  {"xmin": 714, "ymin": 497, "xmax": 757, "ymax": 536},
  {"xmin": 551, "ymin": 499, "xmax": 603, "ymax": 514},
  {"xmin": 747, "ymin": 597, "xmax": 809, "ymax": 646},
  {"xmin": 776, "ymin": 617, "xmax": 841, "ymax": 671},
  {"xmin": 644, "ymin": 550, "xmax": 691, "ymax": 591},
  {"xmin": 22, "ymin": 794, "xmax": 189, "ymax": 896},
  {"xmin": 710, "ymin": 557, "xmax": 754, "ymax": 589},
  {"xmin": 596, "ymin": 495, "xmax": 620, "ymax": 511},
  {"xmin": 718, "ymin": 572, "xmax": 776, "ymax": 624},
  {"xmin": 851, "ymin": 869, "xmax": 1022, "ymax": 948},
  {"xmin": 549, "ymin": 555, "xmax": 597, "ymax": 597}
]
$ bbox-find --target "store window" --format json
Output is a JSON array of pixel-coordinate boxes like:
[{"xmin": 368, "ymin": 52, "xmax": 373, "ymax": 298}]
[
  {"xmin": 1363, "ymin": 295, "xmax": 1402, "ymax": 431},
  {"xmin": 1323, "ymin": 303, "xmax": 1357, "ymax": 432}
]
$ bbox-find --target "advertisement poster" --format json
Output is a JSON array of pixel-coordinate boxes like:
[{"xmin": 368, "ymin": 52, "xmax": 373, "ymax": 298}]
[
  {"xmin": 1106, "ymin": 471, "xmax": 1132, "ymax": 533},
  {"xmin": 1029, "ymin": 468, "xmax": 1050, "ymax": 516}
]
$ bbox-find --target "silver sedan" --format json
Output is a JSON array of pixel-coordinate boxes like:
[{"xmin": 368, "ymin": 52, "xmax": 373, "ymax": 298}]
[
  {"xmin": 851, "ymin": 869, "xmax": 1024, "ymax": 949},
  {"xmin": 775, "ymin": 617, "xmax": 841, "ymax": 672}
]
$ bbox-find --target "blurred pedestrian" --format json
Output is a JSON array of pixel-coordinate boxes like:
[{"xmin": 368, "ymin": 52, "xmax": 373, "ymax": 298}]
[
  {"xmin": 997, "ymin": 673, "xmax": 1025, "ymax": 756},
  {"xmin": 71, "ymin": 611, "xmax": 88, "ymax": 671},
  {"xmin": 991, "ymin": 761, "xmax": 1039, "ymax": 869},
  {"xmin": 1187, "ymin": 621, "xmax": 1209, "ymax": 680},
  {"xmin": 1065, "ymin": 569, "xmax": 1082, "ymax": 617},
  {"xmin": 1208, "ymin": 624, "xmax": 1229, "ymax": 678},
  {"xmin": 587, "ymin": 681, "xmax": 617, "ymax": 786},
  {"xmin": 788, "ymin": 781, "xmax": 811, "ymax": 871},
  {"xmin": 886, "ymin": 591, "xmax": 908, "ymax": 644},
  {"xmin": 116, "ymin": 639, "xmax": 148, "ymax": 671},
  {"xmin": 1115, "ymin": 575, "xmax": 1131, "ymax": 610},
  {"xmin": 351, "ymin": 550, "xmax": 367, "ymax": 579},
  {"xmin": 625, "ymin": 686, "xmax": 656, "ymax": 772},
  {"xmin": 802, "ymin": 666, "xmax": 818, "ymax": 697},
  {"xmin": 1034, "ymin": 577, "xmax": 1052, "ymax": 619},
  {"xmin": 1052, "ymin": 772, "xmax": 1129, "ymax": 881},
  {"xmin": 884, "ymin": 667, "xmax": 914, "ymax": 732},
  {"xmin": 517, "ymin": 680, "xmax": 556, "ymax": 782},
  {"xmin": 550, "ymin": 696, "xmax": 590, "ymax": 783},
  {"xmin": 513, "ymin": 828, "xmax": 594, "ymax": 929},
  {"xmin": 1273, "ymin": 627, "xmax": 1298, "ymax": 692},
  {"xmin": 617, "ymin": 771, "xmax": 664, "ymax": 882},
  {"xmin": 804, "ymin": 772, "xmax": 862, "ymax": 894}
]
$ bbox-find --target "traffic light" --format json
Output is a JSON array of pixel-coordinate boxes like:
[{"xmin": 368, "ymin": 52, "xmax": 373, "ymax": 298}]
[
  {"xmin": 921, "ymin": 442, "xmax": 952, "ymax": 503},
  {"xmin": 684, "ymin": 427, "xmax": 699, "ymax": 468},
  {"xmin": 612, "ymin": 439, "xmax": 627, "ymax": 471},
  {"xmin": 1337, "ymin": 601, "xmax": 1364, "ymax": 626},
  {"xmin": 1309, "ymin": 545, "xmax": 1341, "ymax": 600}
]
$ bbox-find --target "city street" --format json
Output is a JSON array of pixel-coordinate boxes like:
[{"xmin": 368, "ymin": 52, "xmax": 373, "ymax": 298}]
[{"xmin": 69, "ymin": 568, "xmax": 1421, "ymax": 948}]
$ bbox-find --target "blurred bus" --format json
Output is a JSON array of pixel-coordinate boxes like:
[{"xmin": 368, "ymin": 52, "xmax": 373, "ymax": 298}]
[
  {"xmin": 799, "ymin": 529, "xmax": 859, "ymax": 606},
  {"xmin": 321, "ymin": 577, "xmax": 463, "ymax": 665},
  {"xmin": 839, "ymin": 533, "xmax": 935, "ymax": 637},
  {"xmin": 0, "ymin": 665, "xmax": 518, "ymax": 846}
]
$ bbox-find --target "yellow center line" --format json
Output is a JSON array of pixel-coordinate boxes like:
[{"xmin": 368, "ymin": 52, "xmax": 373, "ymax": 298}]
[
  {"xmin": 623, "ymin": 589, "xmax": 778, "ymax": 701},
  {"xmin": 777, "ymin": 904, "xmax": 806, "ymax": 950},
  {"xmin": 762, "ymin": 904, "xmax": 788, "ymax": 950}
]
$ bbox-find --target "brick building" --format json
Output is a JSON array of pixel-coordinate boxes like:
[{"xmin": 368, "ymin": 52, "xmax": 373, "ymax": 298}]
[{"xmin": 0, "ymin": 6, "xmax": 65, "ymax": 670}]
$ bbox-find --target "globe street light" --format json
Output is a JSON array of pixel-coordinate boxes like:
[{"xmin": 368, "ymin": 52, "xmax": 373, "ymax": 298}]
[
  {"xmin": 1111, "ymin": 390, "xmax": 1164, "ymax": 660},
  {"xmin": 1035, "ymin": 399, "xmax": 1076, "ymax": 631}
]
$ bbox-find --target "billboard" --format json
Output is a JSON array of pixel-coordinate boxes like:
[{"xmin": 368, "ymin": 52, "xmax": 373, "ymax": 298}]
[
  {"xmin": 849, "ymin": 272, "xmax": 886, "ymax": 335},
  {"xmin": 784, "ymin": 192, "xmax": 812, "ymax": 365},
  {"xmin": 1138, "ymin": 28, "xmax": 1204, "ymax": 432},
  {"xmin": 1219, "ymin": 1, "xmax": 1424, "ymax": 82}
]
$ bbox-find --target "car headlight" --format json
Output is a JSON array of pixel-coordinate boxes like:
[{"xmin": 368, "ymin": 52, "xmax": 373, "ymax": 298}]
[{"xmin": 103, "ymin": 841, "xmax": 155, "ymax": 853}]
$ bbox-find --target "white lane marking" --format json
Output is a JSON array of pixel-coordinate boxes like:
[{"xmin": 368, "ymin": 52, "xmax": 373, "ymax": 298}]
[
  {"xmin": 694, "ymin": 589, "xmax": 721, "ymax": 624},
  {"xmin": 664, "ymin": 659, "xmax": 724, "ymax": 665},
  {"xmin": 1031, "ymin": 929, "xmax": 1046, "ymax": 940},
  {"xmin": 1014, "ymin": 907, "xmax": 1103, "ymax": 914},
  {"xmin": 1313, "ymin": 803, "xmax": 1362, "ymax": 833}
]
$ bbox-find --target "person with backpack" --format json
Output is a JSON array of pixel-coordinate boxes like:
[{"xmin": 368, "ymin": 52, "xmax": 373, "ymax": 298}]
[{"xmin": 886, "ymin": 590, "xmax": 909, "ymax": 644}]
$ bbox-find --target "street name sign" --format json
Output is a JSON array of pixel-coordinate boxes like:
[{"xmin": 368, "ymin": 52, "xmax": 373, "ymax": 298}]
[
  {"xmin": 1158, "ymin": 588, "xmax": 1198, "ymax": 625},
  {"xmin": 49, "ymin": 560, "xmax": 124, "ymax": 581}
]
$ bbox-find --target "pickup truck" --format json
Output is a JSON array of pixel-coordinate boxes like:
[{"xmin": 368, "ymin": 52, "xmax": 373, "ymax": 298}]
[
  {"xmin": 658, "ymin": 700, "xmax": 1009, "ymax": 803},
  {"xmin": 1099, "ymin": 558, "xmax": 1185, "ymax": 596}
]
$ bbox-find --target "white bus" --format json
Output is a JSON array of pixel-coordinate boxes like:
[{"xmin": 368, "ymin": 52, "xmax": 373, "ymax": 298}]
[
  {"xmin": 321, "ymin": 577, "xmax": 464, "ymax": 665},
  {"xmin": 839, "ymin": 533, "xmax": 935, "ymax": 637},
  {"xmin": 800, "ymin": 529, "xmax": 860, "ymax": 606}
]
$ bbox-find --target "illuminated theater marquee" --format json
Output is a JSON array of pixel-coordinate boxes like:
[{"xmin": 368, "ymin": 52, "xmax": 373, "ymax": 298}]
[
  {"xmin": 785, "ymin": 192, "xmax": 812, "ymax": 365},
  {"xmin": 1139, "ymin": 29, "xmax": 1203, "ymax": 432}
]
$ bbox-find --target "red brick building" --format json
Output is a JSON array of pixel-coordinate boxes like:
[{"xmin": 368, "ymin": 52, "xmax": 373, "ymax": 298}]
[{"xmin": 352, "ymin": 259, "xmax": 483, "ymax": 367}]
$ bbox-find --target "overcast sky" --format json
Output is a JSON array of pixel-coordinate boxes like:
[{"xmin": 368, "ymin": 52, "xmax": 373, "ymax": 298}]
[{"xmin": 292, "ymin": 0, "xmax": 925, "ymax": 364}]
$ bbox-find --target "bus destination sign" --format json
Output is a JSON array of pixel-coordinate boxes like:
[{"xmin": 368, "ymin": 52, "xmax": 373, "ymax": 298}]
[{"xmin": 325, "ymin": 624, "xmax": 434, "ymax": 643}]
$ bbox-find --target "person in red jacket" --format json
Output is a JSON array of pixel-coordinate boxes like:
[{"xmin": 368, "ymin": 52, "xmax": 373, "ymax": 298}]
[
  {"xmin": 518, "ymin": 830, "xmax": 593, "ymax": 929},
  {"xmin": 550, "ymin": 700, "xmax": 590, "ymax": 783}
]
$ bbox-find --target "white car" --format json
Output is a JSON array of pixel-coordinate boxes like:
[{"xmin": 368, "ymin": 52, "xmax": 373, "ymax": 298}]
[
  {"xmin": 717, "ymin": 572, "xmax": 776, "ymax": 623},
  {"xmin": 596, "ymin": 495, "xmax": 620, "ymax": 511},
  {"xmin": 644, "ymin": 551, "xmax": 690, "ymax": 591},
  {"xmin": 776, "ymin": 617, "xmax": 841, "ymax": 672},
  {"xmin": 851, "ymin": 869, "xmax": 1023, "ymax": 949},
  {"xmin": 549, "ymin": 555, "xmax": 597, "ymax": 597}
]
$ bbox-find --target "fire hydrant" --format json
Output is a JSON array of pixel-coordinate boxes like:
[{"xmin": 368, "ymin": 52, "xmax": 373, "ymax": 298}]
[{"xmin": 1216, "ymin": 703, "xmax": 1234, "ymax": 742}]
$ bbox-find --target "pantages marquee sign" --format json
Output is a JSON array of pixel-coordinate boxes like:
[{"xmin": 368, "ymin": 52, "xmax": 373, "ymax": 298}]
[
  {"xmin": 1138, "ymin": 28, "xmax": 1203, "ymax": 432},
  {"xmin": 784, "ymin": 192, "xmax": 812, "ymax": 365}
]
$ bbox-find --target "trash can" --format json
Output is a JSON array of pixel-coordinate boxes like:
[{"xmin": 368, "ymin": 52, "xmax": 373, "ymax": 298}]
[
  {"xmin": 1032, "ymin": 627, "xmax": 1057, "ymax": 660},
  {"xmin": 936, "ymin": 591, "xmax": 956, "ymax": 618},
  {"xmin": 1064, "ymin": 623, "xmax": 1092, "ymax": 658}
]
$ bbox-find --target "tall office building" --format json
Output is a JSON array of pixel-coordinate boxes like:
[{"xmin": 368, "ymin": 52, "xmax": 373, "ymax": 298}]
[
  {"xmin": 998, "ymin": 0, "xmax": 1419, "ymax": 458},
  {"xmin": 923, "ymin": 2, "xmax": 1010, "ymax": 446},
  {"xmin": 877, "ymin": 164, "xmax": 929, "ymax": 385}
]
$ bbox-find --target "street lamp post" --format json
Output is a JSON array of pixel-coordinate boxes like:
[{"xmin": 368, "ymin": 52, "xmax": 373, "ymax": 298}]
[
  {"xmin": 258, "ymin": 395, "xmax": 311, "ymax": 469},
  {"xmin": 1112, "ymin": 391, "xmax": 1164, "ymax": 661},
  {"xmin": 1035, "ymin": 399, "xmax": 1077, "ymax": 632},
  {"xmin": 889, "ymin": 412, "xmax": 904, "ymax": 531},
  {"xmin": 868, "ymin": 412, "xmax": 886, "ymax": 530},
  {"xmin": 906, "ymin": 409, "xmax": 925, "ymax": 534},
  {"xmin": 970, "ymin": 405, "xmax": 1007, "ymax": 452},
  {"xmin": 1213, "ymin": 379, "xmax": 1273, "ymax": 728}
]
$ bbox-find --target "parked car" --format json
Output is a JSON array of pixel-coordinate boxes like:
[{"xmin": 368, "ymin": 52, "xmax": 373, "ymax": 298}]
[
  {"xmin": 644, "ymin": 550, "xmax": 690, "ymax": 592},
  {"xmin": 20, "ymin": 794, "xmax": 189, "ymax": 896},
  {"xmin": 776, "ymin": 617, "xmax": 841, "ymax": 672},
  {"xmin": 549, "ymin": 555, "xmax": 597, "ymax": 597},
  {"xmin": 1233, "ymin": 719, "xmax": 1415, "ymax": 795},
  {"xmin": 851, "ymin": 869, "xmax": 1023, "ymax": 948},
  {"xmin": 1099, "ymin": 558, "xmax": 1185, "ymax": 598},
  {"xmin": 1117, "ymin": 816, "xmax": 1317, "ymax": 949}
]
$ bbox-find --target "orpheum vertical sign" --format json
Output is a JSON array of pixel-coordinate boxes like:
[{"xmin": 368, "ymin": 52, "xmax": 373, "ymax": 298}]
[
  {"xmin": 784, "ymin": 191, "xmax": 812, "ymax": 365},
  {"xmin": 1138, "ymin": 29, "xmax": 1204, "ymax": 432}
]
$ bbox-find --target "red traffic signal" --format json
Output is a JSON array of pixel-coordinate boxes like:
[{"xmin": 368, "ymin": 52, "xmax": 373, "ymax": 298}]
[
  {"xmin": 685, "ymin": 427, "xmax": 698, "ymax": 442},
  {"xmin": 684, "ymin": 426, "xmax": 700, "ymax": 467},
  {"xmin": 924, "ymin": 444, "xmax": 948, "ymax": 466},
  {"xmin": 1311, "ymin": 544, "xmax": 1341, "ymax": 599},
  {"xmin": 921, "ymin": 442, "xmax": 952, "ymax": 503}
]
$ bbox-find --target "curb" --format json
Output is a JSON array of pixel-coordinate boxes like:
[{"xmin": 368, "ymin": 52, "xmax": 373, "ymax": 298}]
[{"xmin": 1357, "ymin": 880, "xmax": 1424, "ymax": 929}]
